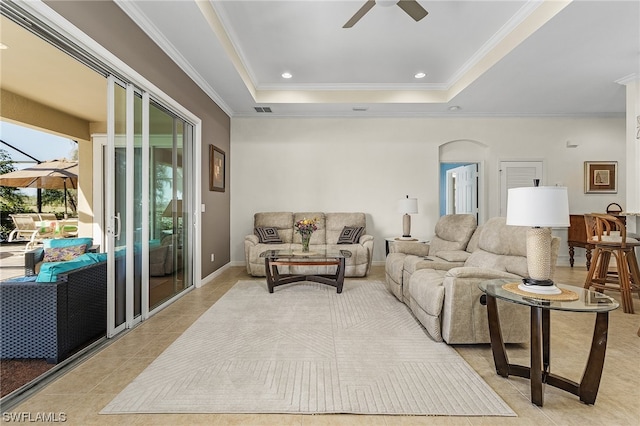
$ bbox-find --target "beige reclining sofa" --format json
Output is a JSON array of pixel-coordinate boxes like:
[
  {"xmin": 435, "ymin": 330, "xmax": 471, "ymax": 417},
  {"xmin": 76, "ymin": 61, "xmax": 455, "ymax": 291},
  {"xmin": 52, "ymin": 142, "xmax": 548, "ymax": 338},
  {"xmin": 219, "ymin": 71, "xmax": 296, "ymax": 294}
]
[
  {"xmin": 386, "ymin": 216, "xmax": 560, "ymax": 344},
  {"xmin": 245, "ymin": 212, "xmax": 374, "ymax": 277}
]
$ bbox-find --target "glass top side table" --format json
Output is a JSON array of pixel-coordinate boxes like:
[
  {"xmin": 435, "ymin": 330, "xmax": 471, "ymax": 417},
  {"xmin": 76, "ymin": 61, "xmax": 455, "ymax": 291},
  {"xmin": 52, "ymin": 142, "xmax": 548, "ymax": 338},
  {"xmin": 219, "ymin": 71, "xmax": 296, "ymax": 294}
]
[{"xmin": 479, "ymin": 279, "xmax": 619, "ymax": 407}]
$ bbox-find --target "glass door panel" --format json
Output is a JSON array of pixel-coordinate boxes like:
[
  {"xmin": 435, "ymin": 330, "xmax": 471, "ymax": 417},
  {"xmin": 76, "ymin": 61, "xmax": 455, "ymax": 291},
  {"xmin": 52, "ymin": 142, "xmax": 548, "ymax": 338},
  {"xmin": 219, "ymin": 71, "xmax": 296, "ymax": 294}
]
[
  {"xmin": 149, "ymin": 101, "xmax": 192, "ymax": 309},
  {"xmin": 107, "ymin": 77, "xmax": 194, "ymax": 337},
  {"xmin": 108, "ymin": 80, "xmax": 143, "ymax": 336},
  {"xmin": 110, "ymin": 81, "xmax": 127, "ymax": 333}
]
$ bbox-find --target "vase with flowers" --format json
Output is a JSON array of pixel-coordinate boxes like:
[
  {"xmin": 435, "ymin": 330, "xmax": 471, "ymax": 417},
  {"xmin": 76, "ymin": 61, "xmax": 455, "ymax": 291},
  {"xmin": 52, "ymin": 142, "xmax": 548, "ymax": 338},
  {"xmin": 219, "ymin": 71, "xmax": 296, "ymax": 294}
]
[{"xmin": 294, "ymin": 217, "xmax": 318, "ymax": 253}]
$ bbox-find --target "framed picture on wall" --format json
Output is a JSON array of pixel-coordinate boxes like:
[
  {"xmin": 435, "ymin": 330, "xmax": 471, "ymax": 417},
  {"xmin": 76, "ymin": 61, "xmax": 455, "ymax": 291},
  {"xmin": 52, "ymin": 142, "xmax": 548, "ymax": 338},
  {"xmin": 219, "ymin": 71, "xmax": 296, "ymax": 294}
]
[
  {"xmin": 584, "ymin": 161, "xmax": 617, "ymax": 194},
  {"xmin": 210, "ymin": 145, "xmax": 225, "ymax": 192}
]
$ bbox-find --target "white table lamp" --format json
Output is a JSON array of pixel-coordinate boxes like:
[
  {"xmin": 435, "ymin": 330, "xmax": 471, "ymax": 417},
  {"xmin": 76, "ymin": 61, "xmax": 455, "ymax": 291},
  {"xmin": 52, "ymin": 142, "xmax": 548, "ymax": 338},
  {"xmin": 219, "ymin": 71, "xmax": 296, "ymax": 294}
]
[
  {"xmin": 397, "ymin": 195, "xmax": 418, "ymax": 239},
  {"xmin": 506, "ymin": 186, "xmax": 569, "ymax": 295}
]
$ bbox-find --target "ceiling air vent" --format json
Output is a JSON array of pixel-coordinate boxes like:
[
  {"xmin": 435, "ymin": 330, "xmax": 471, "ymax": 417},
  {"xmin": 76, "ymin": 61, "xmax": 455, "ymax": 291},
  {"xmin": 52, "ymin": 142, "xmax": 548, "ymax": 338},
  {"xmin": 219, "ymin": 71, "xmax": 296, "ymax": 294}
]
[{"xmin": 254, "ymin": 107, "xmax": 272, "ymax": 113}]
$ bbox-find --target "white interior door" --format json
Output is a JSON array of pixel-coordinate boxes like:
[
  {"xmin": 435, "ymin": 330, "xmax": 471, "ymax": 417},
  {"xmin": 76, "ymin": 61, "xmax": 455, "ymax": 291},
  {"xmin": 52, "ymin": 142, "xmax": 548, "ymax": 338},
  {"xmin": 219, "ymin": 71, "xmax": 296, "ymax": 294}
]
[
  {"xmin": 444, "ymin": 163, "xmax": 478, "ymax": 219},
  {"xmin": 499, "ymin": 161, "xmax": 543, "ymax": 216}
]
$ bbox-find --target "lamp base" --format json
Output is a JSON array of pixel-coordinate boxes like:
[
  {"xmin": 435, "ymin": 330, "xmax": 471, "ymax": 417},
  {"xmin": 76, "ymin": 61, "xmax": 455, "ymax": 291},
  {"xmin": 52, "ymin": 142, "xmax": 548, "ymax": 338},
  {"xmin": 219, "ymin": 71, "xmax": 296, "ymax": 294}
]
[{"xmin": 518, "ymin": 278, "xmax": 562, "ymax": 295}]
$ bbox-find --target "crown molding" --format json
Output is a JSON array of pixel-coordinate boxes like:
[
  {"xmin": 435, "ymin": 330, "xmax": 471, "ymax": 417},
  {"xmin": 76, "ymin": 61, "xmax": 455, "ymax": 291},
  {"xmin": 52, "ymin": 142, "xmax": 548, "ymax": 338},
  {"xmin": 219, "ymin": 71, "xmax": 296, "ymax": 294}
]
[{"xmin": 115, "ymin": 0, "xmax": 234, "ymax": 117}]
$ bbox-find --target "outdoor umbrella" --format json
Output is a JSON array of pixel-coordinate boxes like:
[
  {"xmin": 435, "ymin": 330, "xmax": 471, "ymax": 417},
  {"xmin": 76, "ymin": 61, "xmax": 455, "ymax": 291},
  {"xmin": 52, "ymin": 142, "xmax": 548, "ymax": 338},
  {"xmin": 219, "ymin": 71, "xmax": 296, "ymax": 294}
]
[{"xmin": 0, "ymin": 159, "xmax": 78, "ymax": 216}]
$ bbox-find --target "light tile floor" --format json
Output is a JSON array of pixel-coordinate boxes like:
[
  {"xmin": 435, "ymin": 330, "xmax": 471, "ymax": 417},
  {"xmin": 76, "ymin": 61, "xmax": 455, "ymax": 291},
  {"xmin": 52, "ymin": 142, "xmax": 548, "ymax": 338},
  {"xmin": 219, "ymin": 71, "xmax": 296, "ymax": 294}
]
[{"xmin": 5, "ymin": 263, "xmax": 640, "ymax": 425}]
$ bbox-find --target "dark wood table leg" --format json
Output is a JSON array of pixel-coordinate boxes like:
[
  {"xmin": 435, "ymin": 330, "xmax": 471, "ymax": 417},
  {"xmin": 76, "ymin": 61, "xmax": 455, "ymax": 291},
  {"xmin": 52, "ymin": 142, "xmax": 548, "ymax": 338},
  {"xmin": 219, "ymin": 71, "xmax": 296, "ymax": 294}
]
[
  {"xmin": 579, "ymin": 312, "xmax": 609, "ymax": 404},
  {"xmin": 530, "ymin": 306, "xmax": 545, "ymax": 406},
  {"xmin": 569, "ymin": 245, "xmax": 575, "ymax": 267},
  {"xmin": 265, "ymin": 257, "xmax": 275, "ymax": 293},
  {"xmin": 542, "ymin": 308, "xmax": 551, "ymax": 376},
  {"xmin": 336, "ymin": 257, "xmax": 345, "ymax": 293},
  {"xmin": 486, "ymin": 295, "xmax": 510, "ymax": 377}
]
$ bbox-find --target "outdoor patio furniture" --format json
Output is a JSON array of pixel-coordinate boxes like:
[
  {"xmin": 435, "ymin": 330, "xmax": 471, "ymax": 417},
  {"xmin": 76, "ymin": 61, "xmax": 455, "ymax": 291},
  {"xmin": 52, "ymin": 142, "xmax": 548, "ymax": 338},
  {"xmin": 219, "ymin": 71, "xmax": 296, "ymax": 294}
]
[
  {"xmin": 7, "ymin": 213, "xmax": 40, "ymax": 242},
  {"xmin": 0, "ymin": 260, "xmax": 107, "ymax": 363},
  {"xmin": 24, "ymin": 242, "xmax": 99, "ymax": 276}
]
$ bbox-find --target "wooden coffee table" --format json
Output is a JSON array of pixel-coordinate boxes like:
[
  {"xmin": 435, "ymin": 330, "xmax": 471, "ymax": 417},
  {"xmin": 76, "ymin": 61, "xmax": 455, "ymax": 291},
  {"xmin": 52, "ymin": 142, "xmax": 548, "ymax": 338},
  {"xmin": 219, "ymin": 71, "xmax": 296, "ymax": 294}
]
[{"xmin": 260, "ymin": 249, "xmax": 351, "ymax": 293}]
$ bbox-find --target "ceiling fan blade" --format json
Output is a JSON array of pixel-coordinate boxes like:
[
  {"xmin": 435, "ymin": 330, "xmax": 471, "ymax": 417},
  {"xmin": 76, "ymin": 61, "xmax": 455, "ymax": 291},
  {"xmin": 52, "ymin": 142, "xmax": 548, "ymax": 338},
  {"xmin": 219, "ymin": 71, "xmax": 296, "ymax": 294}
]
[
  {"xmin": 343, "ymin": 0, "xmax": 376, "ymax": 28},
  {"xmin": 397, "ymin": 0, "xmax": 428, "ymax": 22}
]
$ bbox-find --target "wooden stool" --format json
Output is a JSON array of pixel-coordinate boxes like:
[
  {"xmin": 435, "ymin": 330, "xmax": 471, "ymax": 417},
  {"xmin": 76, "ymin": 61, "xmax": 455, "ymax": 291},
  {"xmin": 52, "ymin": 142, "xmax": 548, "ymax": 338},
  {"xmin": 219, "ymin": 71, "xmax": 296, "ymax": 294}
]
[{"xmin": 583, "ymin": 214, "xmax": 640, "ymax": 314}]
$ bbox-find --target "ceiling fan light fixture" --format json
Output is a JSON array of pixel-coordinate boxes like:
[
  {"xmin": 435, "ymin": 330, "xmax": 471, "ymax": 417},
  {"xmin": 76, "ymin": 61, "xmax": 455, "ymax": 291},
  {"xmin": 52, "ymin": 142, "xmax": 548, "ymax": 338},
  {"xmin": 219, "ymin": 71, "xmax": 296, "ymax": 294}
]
[
  {"xmin": 281, "ymin": 72, "xmax": 292, "ymax": 79},
  {"xmin": 414, "ymin": 72, "xmax": 426, "ymax": 79}
]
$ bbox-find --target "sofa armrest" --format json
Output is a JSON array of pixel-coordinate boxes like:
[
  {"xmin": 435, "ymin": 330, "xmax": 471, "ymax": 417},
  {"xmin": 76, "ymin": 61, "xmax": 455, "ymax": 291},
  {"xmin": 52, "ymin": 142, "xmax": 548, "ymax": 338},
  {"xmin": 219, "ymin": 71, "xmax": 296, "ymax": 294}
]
[
  {"xmin": 359, "ymin": 234, "xmax": 374, "ymax": 244},
  {"xmin": 389, "ymin": 241, "xmax": 430, "ymax": 256},
  {"xmin": 440, "ymin": 267, "xmax": 527, "ymax": 344},
  {"xmin": 444, "ymin": 267, "xmax": 522, "ymax": 281},
  {"xmin": 25, "ymin": 248, "xmax": 45, "ymax": 276},
  {"xmin": 245, "ymin": 234, "xmax": 259, "ymax": 245}
]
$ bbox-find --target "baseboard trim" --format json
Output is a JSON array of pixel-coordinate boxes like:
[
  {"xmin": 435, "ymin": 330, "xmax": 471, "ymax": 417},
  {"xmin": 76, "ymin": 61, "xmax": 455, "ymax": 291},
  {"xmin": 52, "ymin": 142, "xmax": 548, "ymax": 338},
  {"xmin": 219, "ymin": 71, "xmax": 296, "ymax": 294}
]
[{"xmin": 199, "ymin": 262, "xmax": 233, "ymax": 287}]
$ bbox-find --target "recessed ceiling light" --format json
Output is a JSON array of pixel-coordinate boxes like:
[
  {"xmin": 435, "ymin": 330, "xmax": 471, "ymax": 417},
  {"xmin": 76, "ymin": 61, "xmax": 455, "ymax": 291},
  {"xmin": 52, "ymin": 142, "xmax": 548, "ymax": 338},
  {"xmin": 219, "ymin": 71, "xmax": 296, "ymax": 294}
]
[
  {"xmin": 0, "ymin": 43, "xmax": 9, "ymax": 50},
  {"xmin": 414, "ymin": 72, "xmax": 426, "ymax": 79},
  {"xmin": 281, "ymin": 72, "xmax": 292, "ymax": 79},
  {"xmin": 448, "ymin": 105, "xmax": 461, "ymax": 111}
]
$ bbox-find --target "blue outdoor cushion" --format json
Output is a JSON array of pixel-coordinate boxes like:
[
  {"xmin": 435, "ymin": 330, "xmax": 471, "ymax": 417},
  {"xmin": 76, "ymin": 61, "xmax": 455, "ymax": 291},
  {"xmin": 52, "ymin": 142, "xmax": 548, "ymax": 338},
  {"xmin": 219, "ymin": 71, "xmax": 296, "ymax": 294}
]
[
  {"xmin": 36, "ymin": 254, "xmax": 99, "ymax": 283},
  {"xmin": 43, "ymin": 237, "xmax": 93, "ymax": 250},
  {"xmin": 84, "ymin": 252, "xmax": 108, "ymax": 263}
]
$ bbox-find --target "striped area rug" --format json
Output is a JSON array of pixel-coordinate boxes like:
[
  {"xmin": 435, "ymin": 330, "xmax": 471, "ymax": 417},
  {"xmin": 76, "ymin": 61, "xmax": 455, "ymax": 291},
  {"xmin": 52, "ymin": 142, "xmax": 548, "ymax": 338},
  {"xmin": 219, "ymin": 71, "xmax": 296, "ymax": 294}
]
[{"xmin": 101, "ymin": 279, "xmax": 515, "ymax": 416}]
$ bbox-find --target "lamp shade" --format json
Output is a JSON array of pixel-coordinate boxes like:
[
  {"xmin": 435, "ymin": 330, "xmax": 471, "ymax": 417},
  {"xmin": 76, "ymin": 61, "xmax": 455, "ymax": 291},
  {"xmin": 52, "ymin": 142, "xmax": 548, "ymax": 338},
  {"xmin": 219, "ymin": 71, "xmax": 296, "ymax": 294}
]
[
  {"xmin": 397, "ymin": 197, "xmax": 418, "ymax": 214},
  {"xmin": 506, "ymin": 186, "xmax": 569, "ymax": 227}
]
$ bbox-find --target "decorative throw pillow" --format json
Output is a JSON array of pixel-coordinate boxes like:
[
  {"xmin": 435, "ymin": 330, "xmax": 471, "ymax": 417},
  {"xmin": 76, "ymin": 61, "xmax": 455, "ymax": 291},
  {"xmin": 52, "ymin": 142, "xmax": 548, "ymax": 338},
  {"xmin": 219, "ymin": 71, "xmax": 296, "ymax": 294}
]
[
  {"xmin": 42, "ymin": 244, "xmax": 87, "ymax": 263},
  {"xmin": 255, "ymin": 227, "xmax": 283, "ymax": 244},
  {"xmin": 337, "ymin": 226, "xmax": 364, "ymax": 244}
]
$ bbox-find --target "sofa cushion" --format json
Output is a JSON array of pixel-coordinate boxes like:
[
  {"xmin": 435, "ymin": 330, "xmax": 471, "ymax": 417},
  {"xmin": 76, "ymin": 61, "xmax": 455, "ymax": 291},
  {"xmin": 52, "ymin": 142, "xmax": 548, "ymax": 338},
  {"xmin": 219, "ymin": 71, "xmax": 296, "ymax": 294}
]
[
  {"xmin": 477, "ymin": 217, "xmax": 527, "ymax": 256},
  {"xmin": 337, "ymin": 226, "xmax": 364, "ymax": 244},
  {"xmin": 36, "ymin": 254, "xmax": 99, "ymax": 283},
  {"xmin": 435, "ymin": 250, "xmax": 470, "ymax": 262},
  {"xmin": 465, "ymin": 249, "xmax": 529, "ymax": 277},
  {"xmin": 254, "ymin": 226, "xmax": 283, "ymax": 243},
  {"xmin": 429, "ymin": 214, "xmax": 477, "ymax": 253},
  {"xmin": 43, "ymin": 244, "xmax": 87, "ymax": 263},
  {"xmin": 326, "ymin": 213, "xmax": 366, "ymax": 244},
  {"xmin": 44, "ymin": 237, "xmax": 93, "ymax": 250},
  {"xmin": 255, "ymin": 212, "xmax": 294, "ymax": 243}
]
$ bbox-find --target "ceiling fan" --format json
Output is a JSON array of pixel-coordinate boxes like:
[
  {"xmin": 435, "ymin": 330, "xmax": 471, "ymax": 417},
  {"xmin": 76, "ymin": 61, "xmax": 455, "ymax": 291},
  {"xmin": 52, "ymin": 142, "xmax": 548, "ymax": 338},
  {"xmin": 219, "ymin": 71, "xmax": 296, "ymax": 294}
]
[{"xmin": 343, "ymin": 0, "xmax": 428, "ymax": 28}]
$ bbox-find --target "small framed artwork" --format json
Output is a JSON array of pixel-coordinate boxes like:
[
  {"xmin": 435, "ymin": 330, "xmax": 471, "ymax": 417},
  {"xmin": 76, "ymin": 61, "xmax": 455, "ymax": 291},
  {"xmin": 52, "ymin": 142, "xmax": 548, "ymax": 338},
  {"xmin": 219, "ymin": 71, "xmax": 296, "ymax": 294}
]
[
  {"xmin": 584, "ymin": 161, "xmax": 617, "ymax": 194},
  {"xmin": 209, "ymin": 145, "xmax": 225, "ymax": 192}
]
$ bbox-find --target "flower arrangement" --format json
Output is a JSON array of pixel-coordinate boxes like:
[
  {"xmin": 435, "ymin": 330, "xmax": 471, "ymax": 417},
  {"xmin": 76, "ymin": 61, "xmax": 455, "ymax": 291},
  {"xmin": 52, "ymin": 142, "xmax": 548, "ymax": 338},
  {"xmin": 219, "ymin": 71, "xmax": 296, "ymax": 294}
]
[
  {"xmin": 294, "ymin": 217, "xmax": 318, "ymax": 252},
  {"xmin": 294, "ymin": 217, "xmax": 318, "ymax": 235}
]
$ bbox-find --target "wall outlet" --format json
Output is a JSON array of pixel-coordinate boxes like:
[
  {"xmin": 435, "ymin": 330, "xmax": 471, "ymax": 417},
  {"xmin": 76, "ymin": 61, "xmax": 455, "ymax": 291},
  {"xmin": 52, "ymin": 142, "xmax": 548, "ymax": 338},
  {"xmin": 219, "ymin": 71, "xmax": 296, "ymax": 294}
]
[{"xmin": 211, "ymin": 253, "xmax": 215, "ymax": 262}]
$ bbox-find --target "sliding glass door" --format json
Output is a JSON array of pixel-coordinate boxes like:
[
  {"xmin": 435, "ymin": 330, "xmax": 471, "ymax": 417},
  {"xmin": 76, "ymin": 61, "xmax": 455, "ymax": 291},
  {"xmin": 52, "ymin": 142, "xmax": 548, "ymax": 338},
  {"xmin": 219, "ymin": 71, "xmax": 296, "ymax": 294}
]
[
  {"xmin": 149, "ymin": 101, "xmax": 192, "ymax": 309},
  {"xmin": 106, "ymin": 77, "xmax": 194, "ymax": 337}
]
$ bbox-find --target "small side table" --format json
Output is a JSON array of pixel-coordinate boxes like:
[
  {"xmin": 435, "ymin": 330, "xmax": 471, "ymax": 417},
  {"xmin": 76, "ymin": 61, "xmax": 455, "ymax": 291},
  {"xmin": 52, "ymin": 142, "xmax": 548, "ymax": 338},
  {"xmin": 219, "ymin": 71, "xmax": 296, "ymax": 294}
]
[
  {"xmin": 479, "ymin": 279, "xmax": 619, "ymax": 406},
  {"xmin": 385, "ymin": 237, "xmax": 427, "ymax": 256}
]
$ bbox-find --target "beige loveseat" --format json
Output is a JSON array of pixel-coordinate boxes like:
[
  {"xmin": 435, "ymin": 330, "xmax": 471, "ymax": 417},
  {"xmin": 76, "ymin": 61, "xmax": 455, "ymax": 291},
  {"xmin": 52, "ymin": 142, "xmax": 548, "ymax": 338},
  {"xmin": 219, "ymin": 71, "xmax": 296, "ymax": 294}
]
[
  {"xmin": 386, "ymin": 216, "xmax": 560, "ymax": 344},
  {"xmin": 244, "ymin": 212, "xmax": 374, "ymax": 277}
]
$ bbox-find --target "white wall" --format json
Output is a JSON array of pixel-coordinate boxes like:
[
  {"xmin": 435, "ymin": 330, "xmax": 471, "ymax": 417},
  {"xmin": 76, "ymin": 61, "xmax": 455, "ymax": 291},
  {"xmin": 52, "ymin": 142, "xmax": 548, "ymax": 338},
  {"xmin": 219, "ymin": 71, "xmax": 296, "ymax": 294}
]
[{"xmin": 230, "ymin": 116, "xmax": 626, "ymax": 266}]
